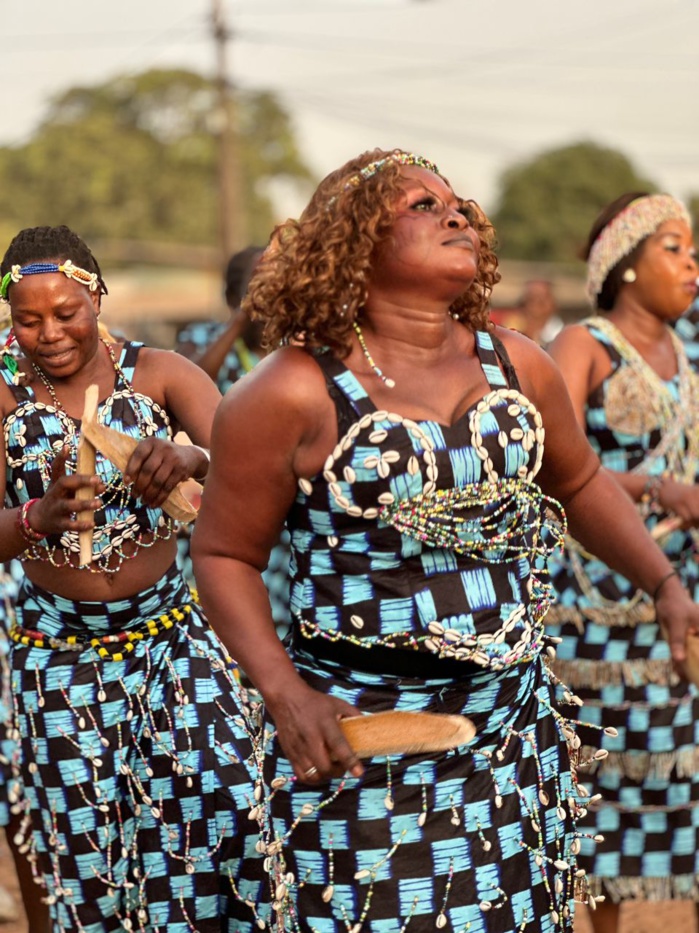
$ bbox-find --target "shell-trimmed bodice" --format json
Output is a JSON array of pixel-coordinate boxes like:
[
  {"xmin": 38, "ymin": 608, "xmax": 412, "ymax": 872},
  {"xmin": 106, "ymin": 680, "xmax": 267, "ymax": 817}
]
[
  {"xmin": 288, "ymin": 330, "xmax": 565, "ymax": 672},
  {"xmin": 2, "ymin": 341, "xmax": 175, "ymax": 569}
]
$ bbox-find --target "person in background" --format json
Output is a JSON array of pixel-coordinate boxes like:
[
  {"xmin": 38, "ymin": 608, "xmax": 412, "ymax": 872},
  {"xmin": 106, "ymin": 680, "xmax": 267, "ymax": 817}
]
[
  {"xmin": 0, "ymin": 225, "xmax": 258, "ymax": 932},
  {"xmin": 192, "ymin": 149, "xmax": 699, "ymax": 932},
  {"xmin": 0, "ymin": 321, "xmax": 47, "ymax": 930},
  {"xmin": 176, "ymin": 246, "xmax": 291, "ymax": 635},
  {"xmin": 546, "ymin": 193, "xmax": 699, "ymax": 933},
  {"xmin": 515, "ymin": 279, "xmax": 563, "ymax": 345}
]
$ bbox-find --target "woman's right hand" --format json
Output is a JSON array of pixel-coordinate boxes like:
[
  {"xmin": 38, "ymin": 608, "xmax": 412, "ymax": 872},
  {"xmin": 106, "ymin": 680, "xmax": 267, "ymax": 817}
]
[
  {"xmin": 264, "ymin": 680, "xmax": 365, "ymax": 784},
  {"xmin": 29, "ymin": 446, "xmax": 104, "ymax": 536},
  {"xmin": 657, "ymin": 479, "xmax": 699, "ymax": 528}
]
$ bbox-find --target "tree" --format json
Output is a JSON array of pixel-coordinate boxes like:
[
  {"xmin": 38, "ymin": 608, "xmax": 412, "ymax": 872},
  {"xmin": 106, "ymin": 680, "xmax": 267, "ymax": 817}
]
[
  {"xmin": 492, "ymin": 142, "xmax": 657, "ymax": 262},
  {"xmin": 0, "ymin": 69, "xmax": 314, "ymax": 255}
]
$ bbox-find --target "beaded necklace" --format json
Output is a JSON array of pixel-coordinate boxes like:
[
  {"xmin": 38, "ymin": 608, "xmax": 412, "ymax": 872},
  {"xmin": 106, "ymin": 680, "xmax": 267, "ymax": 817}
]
[
  {"xmin": 352, "ymin": 322, "xmax": 395, "ymax": 388},
  {"xmin": 13, "ymin": 339, "xmax": 174, "ymax": 574},
  {"xmin": 564, "ymin": 317, "xmax": 699, "ymax": 617},
  {"xmin": 31, "ymin": 338, "xmax": 150, "ymax": 438},
  {"xmin": 589, "ymin": 316, "xmax": 699, "ymax": 486}
]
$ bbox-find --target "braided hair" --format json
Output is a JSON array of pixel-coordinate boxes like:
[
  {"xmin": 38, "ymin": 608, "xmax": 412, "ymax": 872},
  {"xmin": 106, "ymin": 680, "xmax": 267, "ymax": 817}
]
[{"xmin": 1, "ymin": 225, "xmax": 108, "ymax": 298}]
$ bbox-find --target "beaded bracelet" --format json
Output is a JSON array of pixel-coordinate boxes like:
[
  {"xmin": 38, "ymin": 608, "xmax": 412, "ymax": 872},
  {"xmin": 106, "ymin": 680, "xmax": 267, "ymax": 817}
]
[
  {"xmin": 652, "ymin": 569, "xmax": 679, "ymax": 601},
  {"xmin": 16, "ymin": 499, "xmax": 46, "ymax": 544}
]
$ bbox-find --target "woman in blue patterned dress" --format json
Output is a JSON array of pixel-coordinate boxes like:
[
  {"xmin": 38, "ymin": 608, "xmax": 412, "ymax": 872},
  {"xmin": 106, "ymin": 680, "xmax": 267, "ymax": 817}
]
[
  {"xmin": 546, "ymin": 193, "xmax": 699, "ymax": 933},
  {"xmin": 193, "ymin": 151, "xmax": 699, "ymax": 933},
  {"xmin": 0, "ymin": 226, "xmax": 259, "ymax": 932}
]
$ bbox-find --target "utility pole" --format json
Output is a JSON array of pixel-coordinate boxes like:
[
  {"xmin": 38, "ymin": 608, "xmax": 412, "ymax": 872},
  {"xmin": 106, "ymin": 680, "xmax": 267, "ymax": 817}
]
[{"xmin": 212, "ymin": 0, "xmax": 245, "ymax": 262}]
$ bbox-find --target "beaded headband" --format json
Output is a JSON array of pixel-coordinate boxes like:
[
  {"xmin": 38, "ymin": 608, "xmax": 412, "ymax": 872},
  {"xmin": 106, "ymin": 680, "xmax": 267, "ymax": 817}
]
[
  {"xmin": 586, "ymin": 194, "xmax": 691, "ymax": 303},
  {"xmin": 0, "ymin": 260, "xmax": 104, "ymax": 301},
  {"xmin": 341, "ymin": 151, "xmax": 441, "ymax": 192}
]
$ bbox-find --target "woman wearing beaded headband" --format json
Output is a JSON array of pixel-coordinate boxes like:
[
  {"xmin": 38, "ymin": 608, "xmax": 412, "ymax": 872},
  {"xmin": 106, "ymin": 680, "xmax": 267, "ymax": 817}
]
[
  {"xmin": 547, "ymin": 193, "xmax": 699, "ymax": 931},
  {"xmin": 0, "ymin": 225, "xmax": 260, "ymax": 932},
  {"xmin": 193, "ymin": 150, "xmax": 699, "ymax": 932}
]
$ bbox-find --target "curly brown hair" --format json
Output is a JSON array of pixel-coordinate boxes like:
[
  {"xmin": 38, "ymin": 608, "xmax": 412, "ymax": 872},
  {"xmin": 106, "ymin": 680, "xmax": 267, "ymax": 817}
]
[{"xmin": 243, "ymin": 148, "xmax": 500, "ymax": 357}]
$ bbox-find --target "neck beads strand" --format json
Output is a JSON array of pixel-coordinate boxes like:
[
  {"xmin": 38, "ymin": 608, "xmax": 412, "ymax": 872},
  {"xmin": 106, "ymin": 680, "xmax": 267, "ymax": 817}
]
[{"xmin": 352, "ymin": 322, "xmax": 395, "ymax": 389}]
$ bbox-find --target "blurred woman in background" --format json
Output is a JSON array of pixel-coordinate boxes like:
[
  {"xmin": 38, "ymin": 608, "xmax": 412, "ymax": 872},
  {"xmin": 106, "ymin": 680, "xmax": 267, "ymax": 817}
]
[{"xmin": 547, "ymin": 193, "xmax": 699, "ymax": 933}]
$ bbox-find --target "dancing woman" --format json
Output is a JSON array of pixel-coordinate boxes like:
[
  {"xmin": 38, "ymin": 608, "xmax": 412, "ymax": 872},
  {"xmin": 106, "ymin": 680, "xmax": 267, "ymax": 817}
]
[
  {"xmin": 546, "ymin": 194, "xmax": 699, "ymax": 932},
  {"xmin": 0, "ymin": 225, "xmax": 258, "ymax": 932},
  {"xmin": 193, "ymin": 152, "xmax": 699, "ymax": 932}
]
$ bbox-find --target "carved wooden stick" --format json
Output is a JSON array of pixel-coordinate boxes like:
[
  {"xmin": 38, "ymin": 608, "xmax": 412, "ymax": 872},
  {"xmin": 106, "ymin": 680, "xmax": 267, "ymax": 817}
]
[
  {"xmin": 339, "ymin": 710, "xmax": 476, "ymax": 758},
  {"xmin": 76, "ymin": 385, "xmax": 99, "ymax": 566},
  {"xmin": 80, "ymin": 385, "xmax": 199, "ymax": 524}
]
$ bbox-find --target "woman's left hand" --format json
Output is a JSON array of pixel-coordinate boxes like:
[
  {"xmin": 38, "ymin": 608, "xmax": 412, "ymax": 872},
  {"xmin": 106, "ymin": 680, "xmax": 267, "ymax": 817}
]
[
  {"xmin": 123, "ymin": 440, "xmax": 205, "ymax": 508},
  {"xmin": 654, "ymin": 574, "xmax": 699, "ymax": 675}
]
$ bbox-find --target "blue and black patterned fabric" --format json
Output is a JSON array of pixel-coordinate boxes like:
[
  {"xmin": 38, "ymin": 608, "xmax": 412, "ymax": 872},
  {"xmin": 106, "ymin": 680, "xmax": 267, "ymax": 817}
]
[
  {"xmin": 2, "ymin": 341, "xmax": 175, "ymax": 568},
  {"xmin": 675, "ymin": 297, "xmax": 699, "ymax": 367},
  {"xmin": 547, "ymin": 316, "xmax": 699, "ymax": 902},
  {"xmin": 10, "ymin": 565, "xmax": 261, "ymax": 932},
  {"xmin": 2, "ymin": 341, "xmax": 263, "ymax": 931},
  {"xmin": 226, "ymin": 332, "xmax": 596, "ymax": 933},
  {"xmin": 0, "ymin": 562, "xmax": 22, "ymax": 829}
]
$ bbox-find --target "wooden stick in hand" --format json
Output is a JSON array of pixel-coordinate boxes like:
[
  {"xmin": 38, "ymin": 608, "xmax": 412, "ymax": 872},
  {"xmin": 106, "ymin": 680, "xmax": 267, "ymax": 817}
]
[
  {"xmin": 80, "ymin": 385, "xmax": 199, "ymax": 523},
  {"xmin": 339, "ymin": 710, "xmax": 476, "ymax": 758},
  {"xmin": 77, "ymin": 385, "xmax": 100, "ymax": 566}
]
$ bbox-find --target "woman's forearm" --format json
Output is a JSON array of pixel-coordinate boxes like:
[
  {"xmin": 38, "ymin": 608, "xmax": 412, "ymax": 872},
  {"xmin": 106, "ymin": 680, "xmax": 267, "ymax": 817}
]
[
  {"xmin": 0, "ymin": 507, "xmax": 37, "ymax": 563},
  {"xmin": 563, "ymin": 467, "xmax": 675, "ymax": 594},
  {"xmin": 194, "ymin": 554, "xmax": 303, "ymax": 701}
]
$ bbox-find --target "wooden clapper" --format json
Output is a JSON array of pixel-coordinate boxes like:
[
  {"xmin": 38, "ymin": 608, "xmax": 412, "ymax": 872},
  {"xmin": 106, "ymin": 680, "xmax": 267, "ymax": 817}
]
[
  {"xmin": 77, "ymin": 385, "xmax": 476, "ymax": 757},
  {"xmin": 76, "ymin": 384, "xmax": 197, "ymax": 566}
]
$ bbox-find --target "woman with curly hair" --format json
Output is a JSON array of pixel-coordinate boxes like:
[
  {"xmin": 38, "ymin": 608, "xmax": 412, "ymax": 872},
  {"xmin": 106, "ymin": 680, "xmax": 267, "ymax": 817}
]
[{"xmin": 193, "ymin": 150, "xmax": 699, "ymax": 932}]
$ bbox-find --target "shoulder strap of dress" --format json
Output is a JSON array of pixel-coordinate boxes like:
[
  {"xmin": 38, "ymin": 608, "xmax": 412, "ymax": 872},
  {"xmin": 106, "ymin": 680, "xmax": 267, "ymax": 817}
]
[
  {"xmin": 580, "ymin": 316, "xmax": 624, "ymax": 368},
  {"xmin": 311, "ymin": 348, "xmax": 377, "ymax": 418},
  {"xmin": 475, "ymin": 330, "xmax": 521, "ymax": 391},
  {"xmin": 117, "ymin": 341, "xmax": 143, "ymax": 383},
  {"xmin": 0, "ymin": 364, "xmax": 33, "ymax": 403}
]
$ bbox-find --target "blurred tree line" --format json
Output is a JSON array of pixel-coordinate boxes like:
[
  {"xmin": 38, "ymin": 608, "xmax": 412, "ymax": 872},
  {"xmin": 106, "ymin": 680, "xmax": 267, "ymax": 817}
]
[
  {"xmin": 0, "ymin": 68, "xmax": 314, "ymax": 252},
  {"xmin": 0, "ymin": 68, "xmax": 695, "ymax": 266}
]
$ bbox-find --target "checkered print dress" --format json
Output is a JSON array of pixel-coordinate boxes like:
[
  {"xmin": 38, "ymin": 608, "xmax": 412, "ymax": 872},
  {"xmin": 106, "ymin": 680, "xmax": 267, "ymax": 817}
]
[
  {"xmin": 228, "ymin": 332, "xmax": 595, "ymax": 933},
  {"xmin": 2, "ymin": 345, "xmax": 262, "ymax": 931},
  {"xmin": 0, "ymin": 562, "xmax": 22, "ymax": 829},
  {"xmin": 547, "ymin": 317, "xmax": 699, "ymax": 902}
]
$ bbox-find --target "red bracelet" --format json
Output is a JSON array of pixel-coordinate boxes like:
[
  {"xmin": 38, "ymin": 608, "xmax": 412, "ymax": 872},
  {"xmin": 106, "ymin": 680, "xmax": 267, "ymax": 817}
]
[{"xmin": 16, "ymin": 499, "xmax": 46, "ymax": 544}]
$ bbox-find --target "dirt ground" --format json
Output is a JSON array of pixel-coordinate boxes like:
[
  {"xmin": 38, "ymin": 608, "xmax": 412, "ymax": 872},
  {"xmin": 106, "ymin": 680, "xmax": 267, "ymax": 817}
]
[{"xmin": 0, "ymin": 835, "xmax": 694, "ymax": 933}]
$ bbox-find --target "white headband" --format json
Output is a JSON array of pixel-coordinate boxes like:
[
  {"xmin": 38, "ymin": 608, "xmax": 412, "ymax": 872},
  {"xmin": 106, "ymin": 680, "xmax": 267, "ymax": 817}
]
[{"xmin": 586, "ymin": 194, "xmax": 691, "ymax": 304}]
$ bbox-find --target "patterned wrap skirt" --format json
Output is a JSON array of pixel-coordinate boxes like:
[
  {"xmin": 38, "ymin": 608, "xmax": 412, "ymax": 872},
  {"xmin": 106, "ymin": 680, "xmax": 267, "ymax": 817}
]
[
  {"xmin": 222, "ymin": 647, "xmax": 591, "ymax": 933},
  {"xmin": 10, "ymin": 564, "xmax": 261, "ymax": 933},
  {"xmin": 0, "ymin": 562, "xmax": 22, "ymax": 829}
]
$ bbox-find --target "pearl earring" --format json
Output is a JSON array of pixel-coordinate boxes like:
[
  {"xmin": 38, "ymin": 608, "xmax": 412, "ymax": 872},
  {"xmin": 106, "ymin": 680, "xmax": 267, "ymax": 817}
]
[{"xmin": 622, "ymin": 268, "xmax": 637, "ymax": 284}]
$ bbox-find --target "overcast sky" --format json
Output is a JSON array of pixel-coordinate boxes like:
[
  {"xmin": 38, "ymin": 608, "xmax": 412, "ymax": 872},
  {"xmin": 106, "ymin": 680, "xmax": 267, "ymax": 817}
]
[{"xmin": 3, "ymin": 0, "xmax": 698, "ymax": 216}]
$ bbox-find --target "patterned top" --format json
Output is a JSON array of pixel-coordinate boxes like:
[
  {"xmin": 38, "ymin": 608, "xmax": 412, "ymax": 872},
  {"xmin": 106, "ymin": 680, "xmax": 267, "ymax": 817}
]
[
  {"xmin": 548, "ymin": 316, "xmax": 699, "ymax": 619},
  {"xmin": 175, "ymin": 320, "xmax": 259, "ymax": 395},
  {"xmin": 288, "ymin": 330, "xmax": 565, "ymax": 671},
  {"xmin": 674, "ymin": 298, "xmax": 699, "ymax": 367},
  {"xmin": 2, "ymin": 341, "xmax": 175, "ymax": 569}
]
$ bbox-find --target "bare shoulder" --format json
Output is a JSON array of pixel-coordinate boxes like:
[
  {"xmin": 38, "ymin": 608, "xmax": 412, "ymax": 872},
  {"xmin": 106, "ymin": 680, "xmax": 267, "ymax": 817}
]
[
  {"xmin": 493, "ymin": 326, "xmax": 557, "ymax": 375},
  {"xmin": 547, "ymin": 321, "xmax": 602, "ymax": 358},
  {"xmin": 134, "ymin": 345, "xmax": 207, "ymax": 377},
  {"xmin": 217, "ymin": 345, "xmax": 334, "ymax": 434},
  {"xmin": 0, "ymin": 377, "xmax": 16, "ymax": 419}
]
